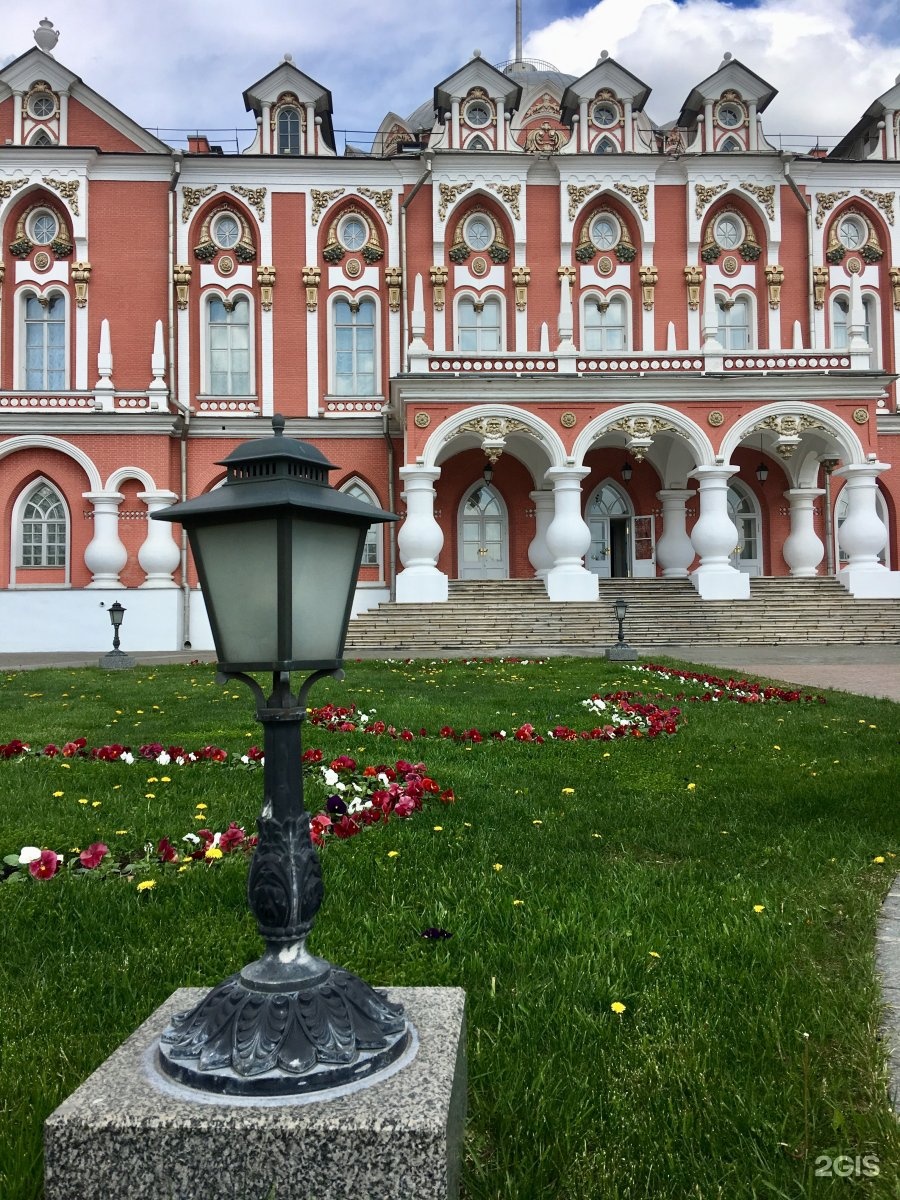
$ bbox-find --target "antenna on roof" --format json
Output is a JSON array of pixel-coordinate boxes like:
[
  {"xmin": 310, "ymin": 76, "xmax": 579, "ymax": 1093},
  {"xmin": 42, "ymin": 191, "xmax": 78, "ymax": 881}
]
[{"xmin": 515, "ymin": 0, "xmax": 523, "ymax": 65}]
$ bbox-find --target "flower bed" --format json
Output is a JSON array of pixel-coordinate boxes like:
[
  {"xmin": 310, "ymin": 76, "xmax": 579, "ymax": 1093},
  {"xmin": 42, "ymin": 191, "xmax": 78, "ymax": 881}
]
[{"xmin": 626, "ymin": 663, "xmax": 826, "ymax": 704}]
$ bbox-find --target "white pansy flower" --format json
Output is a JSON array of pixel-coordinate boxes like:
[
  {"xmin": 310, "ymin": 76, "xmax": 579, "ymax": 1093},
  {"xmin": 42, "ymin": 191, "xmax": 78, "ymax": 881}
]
[
  {"xmin": 120, "ymin": 752, "xmax": 134, "ymax": 764},
  {"xmin": 18, "ymin": 846, "xmax": 41, "ymax": 864}
]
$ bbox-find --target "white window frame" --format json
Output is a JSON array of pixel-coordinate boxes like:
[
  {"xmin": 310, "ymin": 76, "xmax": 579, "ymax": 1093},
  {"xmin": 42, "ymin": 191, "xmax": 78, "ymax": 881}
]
[
  {"xmin": 16, "ymin": 287, "xmax": 69, "ymax": 391},
  {"xmin": 200, "ymin": 290, "xmax": 256, "ymax": 398},
  {"xmin": 340, "ymin": 479, "xmax": 383, "ymax": 576},
  {"xmin": 455, "ymin": 291, "xmax": 505, "ymax": 353},
  {"xmin": 716, "ymin": 291, "xmax": 754, "ymax": 350},
  {"xmin": 831, "ymin": 290, "xmax": 878, "ymax": 364},
  {"xmin": 329, "ymin": 292, "xmax": 380, "ymax": 397},
  {"xmin": 277, "ymin": 106, "xmax": 302, "ymax": 155},
  {"xmin": 581, "ymin": 291, "xmax": 630, "ymax": 352},
  {"xmin": 10, "ymin": 476, "xmax": 70, "ymax": 585}
]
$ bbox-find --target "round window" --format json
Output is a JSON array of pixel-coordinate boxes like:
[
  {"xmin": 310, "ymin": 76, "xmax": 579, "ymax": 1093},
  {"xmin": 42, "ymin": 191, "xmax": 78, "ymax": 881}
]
[
  {"xmin": 29, "ymin": 210, "xmax": 58, "ymax": 245},
  {"xmin": 717, "ymin": 102, "xmax": 743, "ymax": 128},
  {"xmin": 714, "ymin": 213, "xmax": 744, "ymax": 250},
  {"xmin": 466, "ymin": 101, "xmax": 491, "ymax": 128},
  {"xmin": 590, "ymin": 214, "xmax": 620, "ymax": 251},
  {"xmin": 592, "ymin": 102, "xmax": 618, "ymax": 127},
  {"xmin": 837, "ymin": 215, "xmax": 866, "ymax": 250},
  {"xmin": 338, "ymin": 215, "xmax": 368, "ymax": 252},
  {"xmin": 212, "ymin": 214, "xmax": 241, "ymax": 249},
  {"xmin": 29, "ymin": 93, "xmax": 55, "ymax": 119},
  {"xmin": 464, "ymin": 214, "xmax": 494, "ymax": 251}
]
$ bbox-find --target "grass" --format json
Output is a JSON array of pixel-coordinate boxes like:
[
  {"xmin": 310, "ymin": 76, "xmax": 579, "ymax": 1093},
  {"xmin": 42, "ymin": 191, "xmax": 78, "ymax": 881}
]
[{"xmin": 1, "ymin": 656, "xmax": 899, "ymax": 1199}]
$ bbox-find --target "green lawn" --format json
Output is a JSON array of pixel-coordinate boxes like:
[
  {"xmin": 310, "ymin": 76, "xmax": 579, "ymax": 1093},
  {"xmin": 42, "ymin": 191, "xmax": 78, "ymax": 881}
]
[{"xmin": 1, "ymin": 657, "xmax": 899, "ymax": 1199}]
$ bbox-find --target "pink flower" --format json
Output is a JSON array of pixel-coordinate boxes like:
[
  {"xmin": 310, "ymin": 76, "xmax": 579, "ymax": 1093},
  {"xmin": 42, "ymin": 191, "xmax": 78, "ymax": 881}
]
[
  {"xmin": 157, "ymin": 836, "xmax": 179, "ymax": 863},
  {"xmin": 219, "ymin": 823, "xmax": 246, "ymax": 853},
  {"xmin": 29, "ymin": 850, "xmax": 60, "ymax": 880},
  {"xmin": 79, "ymin": 843, "xmax": 108, "ymax": 870}
]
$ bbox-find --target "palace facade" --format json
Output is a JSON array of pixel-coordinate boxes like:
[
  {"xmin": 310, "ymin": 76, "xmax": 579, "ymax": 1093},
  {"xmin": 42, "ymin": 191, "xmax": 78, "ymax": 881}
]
[{"xmin": 1, "ymin": 22, "xmax": 898, "ymax": 652}]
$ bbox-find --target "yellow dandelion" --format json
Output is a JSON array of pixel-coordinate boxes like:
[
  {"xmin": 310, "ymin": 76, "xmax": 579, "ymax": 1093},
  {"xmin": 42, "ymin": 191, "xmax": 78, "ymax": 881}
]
[
  {"xmin": 144, "ymin": 793, "xmax": 156, "ymax": 800},
  {"xmin": 592, "ymin": 833, "xmax": 602, "ymax": 839},
  {"xmin": 178, "ymin": 864, "xmax": 191, "ymax": 873},
  {"xmin": 195, "ymin": 803, "xmax": 208, "ymax": 811},
  {"xmin": 873, "ymin": 856, "xmax": 886, "ymax": 864},
  {"xmin": 205, "ymin": 847, "xmax": 223, "ymax": 860},
  {"xmin": 687, "ymin": 783, "xmax": 696, "ymax": 791},
  {"xmin": 52, "ymin": 790, "xmax": 64, "ymax": 797},
  {"xmin": 493, "ymin": 863, "xmax": 503, "ymax": 872},
  {"xmin": 513, "ymin": 899, "xmax": 525, "ymax": 907},
  {"xmin": 532, "ymin": 820, "xmax": 543, "ymax": 826},
  {"xmin": 753, "ymin": 904, "xmax": 765, "ymax": 913},
  {"xmin": 115, "ymin": 830, "xmax": 128, "ymax": 836},
  {"xmin": 78, "ymin": 798, "xmax": 88, "ymax": 805},
  {"xmin": 137, "ymin": 879, "xmax": 156, "ymax": 892},
  {"xmin": 60, "ymin": 763, "xmax": 70, "ymax": 769},
  {"xmin": 91, "ymin": 801, "xmax": 101, "ymax": 808},
  {"xmin": 147, "ymin": 776, "xmax": 159, "ymax": 783},
  {"xmin": 160, "ymin": 776, "xmax": 171, "ymax": 783},
  {"xmin": 649, "ymin": 951, "xmax": 661, "ymax": 959},
  {"xmin": 433, "ymin": 825, "xmax": 443, "ymax": 831},
  {"xmin": 602, "ymin": 752, "xmax": 611, "ymax": 758},
  {"xmin": 561, "ymin": 787, "xmax": 575, "ymax": 795},
  {"xmin": 611, "ymin": 1002, "xmax": 626, "ymax": 1014},
  {"xmin": 773, "ymin": 745, "xmax": 781, "ymax": 751},
  {"xmin": 387, "ymin": 850, "xmax": 400, "ymax": 858}
]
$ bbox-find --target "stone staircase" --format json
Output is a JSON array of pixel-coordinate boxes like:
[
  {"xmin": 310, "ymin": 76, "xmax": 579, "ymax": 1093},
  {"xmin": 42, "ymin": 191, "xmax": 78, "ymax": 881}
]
[{"xmin": 345, "ymin": 577, "xmax": 900, "ymax": 653}]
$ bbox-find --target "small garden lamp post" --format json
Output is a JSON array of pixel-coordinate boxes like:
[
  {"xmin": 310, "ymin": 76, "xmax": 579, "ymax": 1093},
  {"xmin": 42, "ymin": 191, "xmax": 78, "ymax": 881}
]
[
  {"xmin": 99, "ymin": 599, "xmax": 135, "ymax": 670},
  {"xmin": 150, "ymin": 414, "xmax": 409, "ymax": 1096},
  {"xmin": 605, "ymin": 596, "xmax": 637, "ymax": 661}
]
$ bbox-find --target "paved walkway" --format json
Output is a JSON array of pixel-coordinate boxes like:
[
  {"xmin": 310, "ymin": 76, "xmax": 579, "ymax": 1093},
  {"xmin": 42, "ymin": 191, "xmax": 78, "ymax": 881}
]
[{"xmin": 0, "ymin": 644, "xmax": 897, "ymax": 701}]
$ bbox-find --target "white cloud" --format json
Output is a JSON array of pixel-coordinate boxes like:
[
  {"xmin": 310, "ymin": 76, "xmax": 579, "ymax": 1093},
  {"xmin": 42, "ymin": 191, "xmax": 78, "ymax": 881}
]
[{"xmin": 1, "ymin": 0, "xmax": 898, "ymax": 147}]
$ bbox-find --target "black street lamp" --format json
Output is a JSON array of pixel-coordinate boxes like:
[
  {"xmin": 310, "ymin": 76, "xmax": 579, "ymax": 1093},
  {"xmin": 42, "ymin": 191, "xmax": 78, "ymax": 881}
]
[
  {"xmin": 108, "ymin": 600, "xmax": 126, "ymax": 649},
  {"xmin": 151, "ymin": 415, "xmax": 408, "ymax": 1097},
  {"xmin": 606, "ymin": 596, "xmax": 637, "ymax": 661},
  {"xmin": 621, "ymin": 461, "xmax": 633, "ymax": 484},
  {"xmin": 99, "ymin": 600, "xmax": 136, "ymax": 670}
]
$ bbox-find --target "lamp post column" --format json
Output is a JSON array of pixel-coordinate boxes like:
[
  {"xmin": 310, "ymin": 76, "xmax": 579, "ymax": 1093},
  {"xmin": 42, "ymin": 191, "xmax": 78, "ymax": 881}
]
[
  {"xmin": 544, "ymin": 466, "xmax": 598, "ymax": 601},
  {"xmin": 654, "ymin": 489, "xmax": 696, "ymax": 577},
  {"xmin": 396, "ymin": 465, "xmax": 448, "ymax": 603},
  {"xmin": 782, "ymin": 488, "xmax": 825, "ymax": 577},
  {"xmin": 83, "ymin": 491, "xmax": 128, "ymax": 588},
  {"xmin": 688, "ymin": 465, "xmax": 750, "ymax": 598},
  {"xmin": 835, "ymin": 462, "xmax": 900, "ymax": 597}
]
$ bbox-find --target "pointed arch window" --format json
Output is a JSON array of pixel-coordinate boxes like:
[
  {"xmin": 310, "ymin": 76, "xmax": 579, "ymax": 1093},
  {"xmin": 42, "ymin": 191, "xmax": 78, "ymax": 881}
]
[
  {"xmin": 716, "ymin": 295, "xmax": 751, "ymax": 350},
  {"xmin": 277, "ymin": 107, "xmax": 302, "ymax": 155},
  {"xmin": 333, "ymin": 297, "xmax": 377, "ymax": 395},
  {"xmin": 583, "ymin": 296, "xmax": 628, "ymax": 352},
  {"xmin": 207, "ymin": 296, "xmax": 251, "ymax": 394},
  {"xmin": 341, "ymin": 481, "xmax": 381, "ymax": 568},
  {"xmin": 19, "ymin": 480, "xmax": 68, "ymax": 567},
  {"xmin": 720, "ymin": 136, "xmax": 742, "ymax": 152},
  {"xmin": 23, "ymin": 292, "xmax": 65, "ymax": 389},
  {"xmin": 468, "ymin": 135, "xmax": 490, "ymax": 151},
  {"xmin": 594, "ymin": 137, "xmax": 618, "ymax": 154},
  {"xmin": 457, "ymin": 296, "xmax": 502, "ymax": 352},
  {"xmin": 30, "ymin": 129, "xmax": 53, "ymax": 147}
]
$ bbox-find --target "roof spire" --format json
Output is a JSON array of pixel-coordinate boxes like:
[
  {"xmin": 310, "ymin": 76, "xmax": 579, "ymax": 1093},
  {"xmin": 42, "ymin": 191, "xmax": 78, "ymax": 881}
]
[{"xmin": 515, "ymin": 0, "xmax": 523, "ymax": 64}]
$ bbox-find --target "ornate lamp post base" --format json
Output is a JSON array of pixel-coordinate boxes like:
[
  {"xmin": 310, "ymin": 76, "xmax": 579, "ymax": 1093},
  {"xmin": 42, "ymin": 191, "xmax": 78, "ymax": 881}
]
[{"xmin": 157, "ymin": 965, "xmax": 410, "ymax": 1097}]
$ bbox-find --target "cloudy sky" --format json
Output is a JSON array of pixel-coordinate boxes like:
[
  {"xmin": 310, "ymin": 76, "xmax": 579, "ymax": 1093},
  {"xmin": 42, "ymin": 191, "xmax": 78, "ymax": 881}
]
[{"xmin": 2, "ymin": 0, "xmax": 899, "ymax": 152}]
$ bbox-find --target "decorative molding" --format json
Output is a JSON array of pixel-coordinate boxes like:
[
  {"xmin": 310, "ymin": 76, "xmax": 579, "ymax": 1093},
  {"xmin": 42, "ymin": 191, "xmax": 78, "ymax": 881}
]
[
  {"xmin": 0, "ymin": 177, "xmax": 27, "ymax": 199},
  {"xmin": 824, "ymin": 206, "xmax": 882, "ymax": 265},
  {"xmin": 754, "ymin": 413, "xmax": 826, "ymax": 438},
  {"xmin": 310, "ymin": 188, "xmax": 345, "ymax": 226},
  {"xmin": 812, "ymin": 265, "xmax": 829, "ymax": 310},
  {"xmin": 194, "ymin": 203, "xmax": 256, "ymax": 264},
  {"xmin": 889, "ymin": 267, "xmax": 900, "ymax": 311},
  {"xmin": 609, "ymin": 415, "xmax": 675, "ymax": 437},
  {"xmin": 560, "ymin": 411, "xmax": 577, "ymax": 429},
  {"xmin": 429, "ymin": 265, "xmax": 449, "ymax": 311},
  {"xmin": 487, "ymin": 182, "xmax": 521, "ymax": 221},
  {"xmin": 707, "ymin": 410, "xmax": 725, "ymax": 427},
  {"xmin": 764, "ymin": 263, "xmax": 784, "ymax": 310},
  {"xmin": 256, "ymin": 265, "xmax": 276, "ymax": 312},
  {"xmin": 42, "ymin": 177, "xmax": 80, "ymax": 216},
  {"xmin": 512, "ymin": 265, "xmax": 530, "ymax": 311},
  {"xmin": 860, "ymin": 188, "xmax": 895, "ymax": 226},
  {"xmin": 384, "ymin": 266, "xmax": 402, "ymax": 313},
  {"xmin": 181, "ymin": 184, "xmax": 216, "ymax": 224},
  {"xmin": 71, "ymin": 261, "xmax": 91, "ymax": 308},
  {"xmin": 638, "ymin": 265, "xmax": 658, "ymax": 311},
  {"xmin": 438, "ymin": 181, "xmax": 473, "ymax": 221},
  {"xmin": 173, "ymin": 263, "xmax": 192, "ymax": 310},
  {"xmin": 358, "ymin": 186, "xmax": 393, "ymax": 225},
  {"xmin": 815, "ymin": 191, "xmax": 848, "ymax": 228},
  {"xmin": 302, "ymin": 266, "xmax": 321, "ymax": 312},
  {"xmin": 694, "ymin": 182, "xmax": 727, "ymax": 219},
  {"xmin": 852, "ymin": 407, "xmax": 869, "ymax": 425},
  {"xmin": 414, "ymin": 411, "xmax": 431, "ymax": 429},
  {"xmin": 614, "ymin": 182, "xmax": 649, "ymax": 220},
  {"xmin": 557, "ymin": 265, "xmax": 576, "ymax": 284},
  {"xmin": 740, "ymin": 181, "xmax": 775, "ymax": 221},
  {"xmin": 455, "ymin": 417, "xmax": 530, "ymax": 460},
  {"xmin": 323, "ymin": 204, "xmax": 382, "ymax": 264},
  {"xmin": 683, "ymin": 264, "xmax": 703, "ymax": 310},
  {"xmin": 567, "ymin": 182, "xmax": 602, "ymax": 221},
  {"xmin": 231, "ymin": 185, "xmax": 267, "ymax": 222}
]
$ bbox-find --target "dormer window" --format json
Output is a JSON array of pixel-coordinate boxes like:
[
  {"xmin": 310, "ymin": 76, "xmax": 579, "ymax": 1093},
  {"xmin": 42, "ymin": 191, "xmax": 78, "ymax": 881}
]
[
  {"xmin": 465, "ymin": 100, "xmax": 491, "ymax": 127},
  {"xmin": 30, "ymin": 130, "xmax": 53, "ymax": 147},
  {"xmin": 468, "ymin": 135, "xmax": 490, "ymax": 151},
  {"xmin": 277, "ymin": 107, "xmax": 301, "ymax": 155},
  {"xmin": 721, "ymin": 137, "xmax": 742, "ymax": 152},
  {"xmin": 594, "ymin": 137, "xmax": 617, "ymax": 154},
  {"xmin": 717, "ymin": 100, "xmax": 744, "ymax": 128},
  {"xmin": 592, "ymin": 102, "xmax": 618, "ymax": 127}
]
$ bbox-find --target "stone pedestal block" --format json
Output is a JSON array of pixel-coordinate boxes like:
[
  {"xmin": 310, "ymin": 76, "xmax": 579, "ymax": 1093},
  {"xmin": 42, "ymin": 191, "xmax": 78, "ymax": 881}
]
[{"xmin": 45, "ymin": 987, "xmax": 466, "ymax": 1200}]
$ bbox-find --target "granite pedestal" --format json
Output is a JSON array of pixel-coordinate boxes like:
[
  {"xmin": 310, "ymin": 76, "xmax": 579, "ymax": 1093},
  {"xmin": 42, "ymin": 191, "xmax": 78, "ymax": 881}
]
[
  {"xmin": 606, "ymin": 642, "xmax": 638, "ymax": 661},
  {"xmin": 44, "ymin": 986, "xmax": 466, "ymax": 1200}
]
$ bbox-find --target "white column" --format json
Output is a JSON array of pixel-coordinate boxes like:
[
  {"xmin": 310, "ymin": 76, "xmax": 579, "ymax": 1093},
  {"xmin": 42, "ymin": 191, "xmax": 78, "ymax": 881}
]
[
  {"xmin": 59, "ymin": 91, "xmax": 69, "ymax": 144},
  {"xmin": 396, "ymin": 466, "xmax": 448, "ymax": 603},
  {"xmin": 688, "ymin": 465, "xmax": 750, "ymax": 598},
  {"xmin": 496, "ymin": 99, "xmax": 505, "ymax": 149},
  {"xmin": 305, "ymin": 104, "xmax": 315, "ymax": 154},
  {"xmin": 137, "ymin": 491, "xmax": 181, "ymax": 588},
  {"xmin": 782, "ymin": 488, "xmax": 825, "ymax": 577},
  {"xmin": 655, "ymin": 489, "xmax": 696, "ymax": 577},
  {"xmin": 261, "ymin": 103, "xmax": 271, "ymax": 153},
  {"xmin": 886, "ymin": 110, "xmax": 897, "ymax": 159},
  {"xmin": 527, "ymin": 490, "xmax": 555, "ymax": 579},
  {"xmin": 544, "ymin": 466, "xmax": 598, "ymax": 601},
  {"xmin": 623, "ymin": 99, "xmax": 633, "ymax": 152},
  {"xmin": 579, "ymin": 100, "xmax": 589, "ymax": 151},
  {"xmin": 835, "ymin": 462, "xmax": 900, "ymax": 597},
  {"xmin": 451, "ymin": 100, "xmax": 460, "ymax": 148},
  {"xmin": 747, "ymin": 101, "xmax": 758, "ymax": 151},
  {"xmin": 12, "ymin": 92, "xmax": 23, "ymax": 143},
  {"xmin": 83, "ymin": 492, "xmax": 128, "ymax": 588},
  {"xmin": 94, "ymin": 317, "xmax": 114, "ymax": 410},
  {"xmin": 703, "ymin": 100, "xmax": 714, "ymax": 150}
]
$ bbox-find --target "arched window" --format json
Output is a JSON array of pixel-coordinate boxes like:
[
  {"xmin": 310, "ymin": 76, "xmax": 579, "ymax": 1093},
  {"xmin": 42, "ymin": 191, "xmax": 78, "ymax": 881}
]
[
  {"xmin": 727, "ymin": 483, "xmax": 761, "ymax": 574},
  {"xmin": 716, "ymin": 295, "xmax": 751, "ymax": 350},
  {"xmin": 207, "ymin": 296, "xmax": 251, "ymax": 394},
  {"xmin": 720, "ymin": 136, "xmax": 742, "ymax": 152},
  {"xmin": 277, "ymin": 107, "xmax": 301, "ymax": 155},
  {"xmin": 831, "ymin": 293, "xmax": 877, "ymax": 364},
  {"xmin": 19, "ymin": 480, "xmax": 68, "ymax": 568},
  {"xmin": 467, "ymin": 135, "xmax": 490, "ymax": 151},
  {"xmin": 22, "ymin": 292, "xmax": 65, "ymax": 389},
  {"xmin": 457, "ymin": 296, "xmax": 502, "ymax": 352},
  {"xmin": 594, "ymin": 137, "xmax": 617, "ymax": 154},
  {"xmin": 333, "ymin": 297, "xmax": 377, "ymax": 395},
  {"xmin": 30, "ymin": 129, "xmax": 53, "ymax": 147},
  {"xmin": 583, "ymin": 295, "xmax": 628, "ymax": 352},
  {"xmin": 341, "ymin": 481, "xmax": 382, "ymax": 569}
]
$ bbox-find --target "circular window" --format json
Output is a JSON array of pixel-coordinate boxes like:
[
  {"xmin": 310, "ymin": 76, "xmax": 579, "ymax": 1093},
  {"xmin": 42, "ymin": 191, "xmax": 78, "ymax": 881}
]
[
  {"xmin": 338, "ymin": 215, "xmax": 368, "ymax": 252},
  {"xmin": 466, "ymin": 101, "xmax": 491, "ymax": 128},
  {"xmin": 590, "ymin": 214, "xmax": 620, "ymax": 251},
  {"xmin": 29, "ymin": 93, "xmax": 55, "ymax": 119},
  {"xmin": 717, "ymin": 102, "xmax": 743, "ymax": 128},
  {"xmin": 29, "ymin": 210, "xmax": 58, "ymax": 245},
  {"xmin": 464, "ymin": 214, "xmax": 494, "ymax": 251},
  {"xmin": 212, "ymin": 214, "xmax": 241, "ymax": 249},
  {"xmin": 837, "ymin": 215, "xmax": 866, "ymax": 250},
  {"xmin": 714, "ymin": 213, "xmax": 744, "ymax": 250},
  {"xmin": 592, "ymin": 102, "xmax": 618, "ymax": 127}
]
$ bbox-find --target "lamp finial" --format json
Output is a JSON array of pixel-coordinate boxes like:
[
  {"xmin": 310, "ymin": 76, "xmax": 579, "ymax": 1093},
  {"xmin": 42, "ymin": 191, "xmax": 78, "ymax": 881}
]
[{"xmin": 272, "ymin": 413, "xmax": 286, "ymax": 437}]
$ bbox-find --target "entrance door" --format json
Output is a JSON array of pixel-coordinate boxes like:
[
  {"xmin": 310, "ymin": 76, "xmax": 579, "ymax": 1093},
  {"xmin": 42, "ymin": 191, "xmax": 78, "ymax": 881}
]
[
  {"xmin": 587, "ymin": 482, "xmax": 632, "ymax": 578},
  {"xmin": 727, "ymin": 484, "xmax": 762, "ymax": 575},
  {"xmin": 458, "ymin": 482, "xmax": 508, "ymax": 579}
]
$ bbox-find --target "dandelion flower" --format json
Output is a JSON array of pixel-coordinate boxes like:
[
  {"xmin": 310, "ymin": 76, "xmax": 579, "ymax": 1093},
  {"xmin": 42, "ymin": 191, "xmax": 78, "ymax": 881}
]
[
  {"xmin": 649, "ymin": 951, "xmax": 661, "ymax": 959},
  {"xmin": 433, "ymin": 826, "xmax": 443, "ymax": 831},
  {"xmin": 144, "ymin": 793, "xmax": 155, "ymax": 800},
  {"xmin": 611, "ymin": 1002, "xmax": 626, "ymax": 1014},
  {"xmin": 387, "ymin": 850, "xmax": 400, "ymax": 858},
  {"xmin": 513, "ymin": 899, "xmax": 525, "ymax": 906},
  {"xmin": 196, "ymin": 803, "xmax": 208, "ymax": 811},
  {"xmin": 873, "ymin": 856, "xmax": 886, "ymax": 864},
  {"xmin": 52, "ymin": 791, "xmax": 64, "ymax": 797},
  {"xmin": 753, "ymin": 904, "xmax": 765, "ymax": 913},
  {"xmin": 137, "ymin": 879, "xmax": 156, "ymax": 892},
  {"xmin": 687, "ymin": 782, "xmax": 696, "ymax": 791},
  {"xmin": 205, "ymin": 847, "xmax": 223, "ymax": 860},
  {"xmin": 91, "ymin": 801, "xmax": 101, "ymax": 808},
  {"xmin": 532, "ymin": 820, "xmax": 543, "ymax": 826},
  {"xmin": 115, "ymin": 830, "xmax": 128, "ymax": 836},
  {"xmin": 493, "ymin": 863, "xmax": 503, "ymax": 872},
  {"xmin": 78, "ymin": 798, "xmax": 88, "ymax": 805}
]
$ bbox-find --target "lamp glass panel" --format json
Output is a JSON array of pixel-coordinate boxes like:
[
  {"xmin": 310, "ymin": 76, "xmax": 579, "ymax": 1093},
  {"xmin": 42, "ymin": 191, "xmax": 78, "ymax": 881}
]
[
  {"xmin": 192, "ymin": 519, "xmax": 279, "ymax": 663},
  {"xmin": 290, "ymin": 519, "xmax": 361, "ymax": 661}
]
